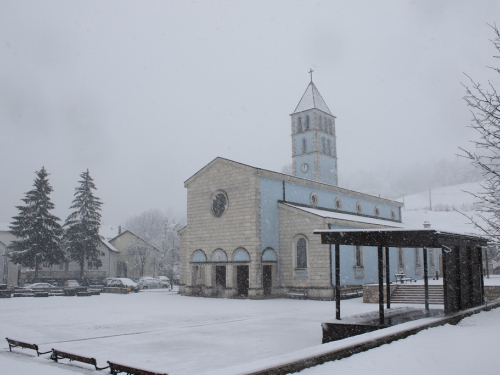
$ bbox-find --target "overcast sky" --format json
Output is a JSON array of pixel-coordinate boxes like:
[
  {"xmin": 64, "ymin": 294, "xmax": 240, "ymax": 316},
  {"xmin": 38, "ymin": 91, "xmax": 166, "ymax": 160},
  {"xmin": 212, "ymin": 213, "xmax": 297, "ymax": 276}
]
[{"xmin": 1, "ymin": 0, "xmax": 499, "ymax": 226}]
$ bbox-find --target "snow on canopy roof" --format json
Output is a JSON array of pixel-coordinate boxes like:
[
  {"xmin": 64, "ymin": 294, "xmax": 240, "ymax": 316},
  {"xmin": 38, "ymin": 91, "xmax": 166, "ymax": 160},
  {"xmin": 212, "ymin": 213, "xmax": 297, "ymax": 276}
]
[
  {"xmin": 293, "ymin": 82, "xmax": 333, "ymax": 115},
  {"xmin": 284, "ymin": 203, "xmax": 403, "ymax": 227}
]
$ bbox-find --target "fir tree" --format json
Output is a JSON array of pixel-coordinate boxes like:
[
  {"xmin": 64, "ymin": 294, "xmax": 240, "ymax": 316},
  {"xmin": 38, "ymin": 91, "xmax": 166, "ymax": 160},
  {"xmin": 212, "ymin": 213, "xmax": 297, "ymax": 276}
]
[
  {"xmin": 63, "ymin": 169, "xmax": 104, "ymax": 279},
  {"xmin": 8, "ymin": 167, "xmax": 65, "ymax": 280}
]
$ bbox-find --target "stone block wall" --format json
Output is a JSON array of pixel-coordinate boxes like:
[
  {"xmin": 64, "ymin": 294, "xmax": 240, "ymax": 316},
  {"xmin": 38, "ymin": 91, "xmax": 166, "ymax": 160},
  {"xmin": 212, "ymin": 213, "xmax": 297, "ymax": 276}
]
[{"xmin": 363, "ymin": 284, "xmax": 398, "ymax": 303}]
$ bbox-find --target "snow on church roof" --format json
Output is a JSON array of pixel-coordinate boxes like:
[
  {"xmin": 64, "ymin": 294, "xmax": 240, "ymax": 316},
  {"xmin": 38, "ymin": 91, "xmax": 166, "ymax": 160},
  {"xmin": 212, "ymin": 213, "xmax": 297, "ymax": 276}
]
[
  {"xmin": 283, "ymin": 203, "xmax": 404, "ymax": 227},
  {"xmin": 293, "ymin": 82, "xmax": 333, "ymax": 115}
]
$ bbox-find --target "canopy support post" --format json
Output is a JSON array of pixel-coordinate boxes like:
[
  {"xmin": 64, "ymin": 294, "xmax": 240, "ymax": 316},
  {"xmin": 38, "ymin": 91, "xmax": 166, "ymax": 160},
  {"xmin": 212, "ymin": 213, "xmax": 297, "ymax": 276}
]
[
  {"xmin": 423, "ymin": 247, "xmax": 430, "ymax": 314},
  {"xmin": 335, "ymin": 242, "xmax": 341, "ymax": 320},
  {"xmin": 385, "ymin": 246, "xmax": 390, "ymax": 309},
  {"xmin": 378, "ymin": 245, "xmax": 384, "ymax": 325}
]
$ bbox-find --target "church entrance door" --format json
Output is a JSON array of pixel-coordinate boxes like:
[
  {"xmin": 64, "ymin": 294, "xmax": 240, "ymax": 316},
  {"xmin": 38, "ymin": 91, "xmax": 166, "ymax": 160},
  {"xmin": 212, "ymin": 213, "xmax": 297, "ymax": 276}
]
[
  {"xmin": 263, "ymin": 265, "xmax": 272, "ymax": 297},
  {"xmin": 236, "ymin": 265, "xmax": 249, "ymax": 297},
  {"xmin": 215, "ymin": 266, "xmax": 226, "ymax": 296}
]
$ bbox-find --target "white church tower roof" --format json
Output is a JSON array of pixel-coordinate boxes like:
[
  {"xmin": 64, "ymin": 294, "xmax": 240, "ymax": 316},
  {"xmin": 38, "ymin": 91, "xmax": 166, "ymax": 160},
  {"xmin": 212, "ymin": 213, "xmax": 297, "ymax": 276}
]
[{"xmin": 293, "ymin": 81, "xmax": 333, "ymax": 116}]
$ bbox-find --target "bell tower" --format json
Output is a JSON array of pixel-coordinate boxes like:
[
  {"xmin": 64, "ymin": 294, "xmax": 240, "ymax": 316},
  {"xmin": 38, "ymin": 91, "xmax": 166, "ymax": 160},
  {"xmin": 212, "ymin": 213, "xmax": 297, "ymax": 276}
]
[{"xmin": 291, "ymin": 73, "xmax": 338, "ymax": 186}]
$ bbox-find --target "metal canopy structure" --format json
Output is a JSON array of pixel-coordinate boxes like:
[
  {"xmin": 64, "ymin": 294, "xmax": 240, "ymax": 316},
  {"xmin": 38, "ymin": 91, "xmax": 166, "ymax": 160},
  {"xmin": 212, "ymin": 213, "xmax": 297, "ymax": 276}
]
[{"xmin": 314, "ymin": 228, "xmax": 488, "ymax": 325}]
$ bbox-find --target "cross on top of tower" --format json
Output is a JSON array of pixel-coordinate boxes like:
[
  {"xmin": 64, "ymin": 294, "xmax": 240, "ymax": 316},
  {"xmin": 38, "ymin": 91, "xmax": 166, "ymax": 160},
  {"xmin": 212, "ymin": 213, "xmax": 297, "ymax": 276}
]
[{"xmin": 308, "ymin": 69, "xmax": 314, "ymax": 83}]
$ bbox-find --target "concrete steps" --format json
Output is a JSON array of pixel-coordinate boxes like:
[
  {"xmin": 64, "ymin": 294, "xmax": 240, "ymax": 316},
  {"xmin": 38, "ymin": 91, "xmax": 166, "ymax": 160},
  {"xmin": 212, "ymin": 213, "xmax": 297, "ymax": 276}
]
[{"xmin": 390, "ymin": 285, "xmax": 444, "ymax": 304}]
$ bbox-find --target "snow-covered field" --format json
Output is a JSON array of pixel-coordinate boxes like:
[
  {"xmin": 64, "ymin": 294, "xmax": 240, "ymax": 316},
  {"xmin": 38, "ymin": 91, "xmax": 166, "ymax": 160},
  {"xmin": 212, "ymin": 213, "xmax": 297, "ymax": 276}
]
[
  {"xmin": 1, "ymin": 290, "xmax": 499, "ymax": 375},
  {"xmin": 299, "ymin": 306, "xmax": 500, "ymax": 375},
  {"xmin": 1, "ymin": 290, "xmax": 378, "ymax": 375}
]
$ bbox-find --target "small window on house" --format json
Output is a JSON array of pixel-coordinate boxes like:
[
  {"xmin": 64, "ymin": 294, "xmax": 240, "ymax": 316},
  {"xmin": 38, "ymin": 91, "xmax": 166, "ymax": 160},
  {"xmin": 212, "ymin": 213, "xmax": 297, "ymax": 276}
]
[
  {"xmin": 88, "ymin": 260, "xmax": 100, "ymax": 271},
  {"xmin": 59, "ymin": 262, "xmax": 69, "ymax": 271},
  {"xmin": 302, "ymin": 138, "xmax": 307, "ymax": 153},
  {"xmin": 327, "ymin": 139, "xmax": 332, "ymax": 156},
  {"xmin": 356, "ymin": 202, "xmax": 363, "ymax": 214},
  {"xmin": 429, "ymin": 249, "xmax": 435, "ymax": 267},
  {"xmin": 296, "ymin": 238, "xmax": 307, "ymax": 269},
  {"xmin": 319, "ymin": 115, "xmax": 323, "ymax": 131},
  {"xmin": 297, "ymin": 117, "xmax": 303, "ymax": 133},
  {"xmin": 322, "ymin": 137, "xmax": 326, "ymax": 154},
  {"xmin": 335, "ymin": 198, "xmax": 342, "ymax": 210},
  {"xmin": 354, "ymin": 245, "xmax": 364, "ymax": 268},
  {"xmin": 305, "ymin": 115, "xmax": 310, "ymax": 130},
  {"xmin": 415, "ymin": 248, "xmax": 421, "ymax": 267}
]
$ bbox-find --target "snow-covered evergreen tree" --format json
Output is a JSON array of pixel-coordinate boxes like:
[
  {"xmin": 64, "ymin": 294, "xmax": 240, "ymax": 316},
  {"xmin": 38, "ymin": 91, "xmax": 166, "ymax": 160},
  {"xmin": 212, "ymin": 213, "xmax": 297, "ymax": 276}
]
[
  {"xmin": 63, "ymin": 170, "xmax": 103, "ymax": 279},
  {"xmin": 8, "ymin": 167, "xmax": 65, "ymax": 280}
]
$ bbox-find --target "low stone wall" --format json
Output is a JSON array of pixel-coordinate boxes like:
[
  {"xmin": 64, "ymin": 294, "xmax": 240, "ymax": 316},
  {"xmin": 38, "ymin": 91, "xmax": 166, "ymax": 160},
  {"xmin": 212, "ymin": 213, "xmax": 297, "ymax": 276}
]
[
  {"xmin": 363, "ymin": 284, "xmax": 398, "ymax": 303},
  {"xmin": 485, "ymin": 286, "xmax": 500, "ymax": 302}
]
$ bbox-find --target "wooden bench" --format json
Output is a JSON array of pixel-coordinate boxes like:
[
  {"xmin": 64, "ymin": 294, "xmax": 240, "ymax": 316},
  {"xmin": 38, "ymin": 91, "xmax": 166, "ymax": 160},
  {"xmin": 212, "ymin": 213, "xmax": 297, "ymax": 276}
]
[
  {"xmin": 76, "ymin": 291, "xmax": 92, "ymax": 297},
  {"xmin": 285, "ymin": 289, "xmax": 308, "ymax": 299},
  {"xmin": 51, "ymin": 348, "xmax": 109, "ymax": 371},
  {"xmin": 340, "ymin": 287, "xmax": 363, "ymax": 299},
  {"xmin": 6, "ymin": 338, "xmax": 51, "ymax": 356},
  {"xmin": 107, "ymin": 360, "xmax": 168, "ymax": 375}
]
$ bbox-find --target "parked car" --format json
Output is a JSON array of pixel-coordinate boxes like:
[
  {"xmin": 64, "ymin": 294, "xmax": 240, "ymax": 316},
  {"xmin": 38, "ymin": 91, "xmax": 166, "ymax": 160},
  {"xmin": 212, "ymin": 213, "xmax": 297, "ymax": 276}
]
[
  {"xmin": 105, "ymin": 278, "xmax": 139, "ymax": 293},
  {"xmin": 64, "ymin": 280, "xmax": 80, "ymax": 288},
  {"xmin": 158, "ymin": 276, "xmax": 171, "ymax": 289},
  {"xmin": 24, "ymin": 282, "xmax": 57, "ymax": 290},
  {"xmin": 138, "ymin": 277, "xmax": 162, "ymax": 289}
]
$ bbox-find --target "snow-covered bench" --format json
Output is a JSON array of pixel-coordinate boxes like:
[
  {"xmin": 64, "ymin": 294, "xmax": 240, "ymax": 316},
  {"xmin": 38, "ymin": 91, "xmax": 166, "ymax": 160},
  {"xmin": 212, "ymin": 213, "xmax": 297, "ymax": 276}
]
[
  {"xmin": 107, "ymin": 360, "xmax": 168, "ymax": 375},
  {"xmin": 6, "ymin": 338, "xmax": 51, "ymax": 357},
  {"xmin": 285, "ymin": 288, "xmax": 308, "ymax": 299},
  {"xmin": 51, "ymin": 348, "xmax": 109, "ymax": 371}
]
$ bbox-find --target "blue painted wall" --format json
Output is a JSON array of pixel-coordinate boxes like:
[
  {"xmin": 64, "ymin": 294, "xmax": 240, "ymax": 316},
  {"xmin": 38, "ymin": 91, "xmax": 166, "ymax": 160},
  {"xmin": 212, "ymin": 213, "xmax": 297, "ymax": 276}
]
[
  {"xmin": 329, "ymin": 221, "xmax": 443, "ymax": 285},
  {"xmin": 259, "ymin": 176, "xmax": 402, "ymax": 258}
]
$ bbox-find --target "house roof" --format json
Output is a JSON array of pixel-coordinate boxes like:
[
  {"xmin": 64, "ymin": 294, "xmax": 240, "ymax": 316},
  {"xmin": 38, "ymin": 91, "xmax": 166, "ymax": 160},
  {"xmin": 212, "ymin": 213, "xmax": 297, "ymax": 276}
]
[
  {"xmin": 109, "ymin": 230, "xmax": 161, "ymax": 252},
  {"xmin": 292, "ymin": 82, "xmax": 333, "ymax": 116},
  {"xmin": 100, "ymin": 237, "xmax": 120, "ymax": 253}
]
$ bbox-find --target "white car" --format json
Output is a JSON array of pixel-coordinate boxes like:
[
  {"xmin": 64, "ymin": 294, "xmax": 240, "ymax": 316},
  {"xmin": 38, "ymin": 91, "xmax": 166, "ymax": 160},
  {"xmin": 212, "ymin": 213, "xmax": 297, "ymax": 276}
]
[
  {"xmin": 138, "ymin": 277, "xmax": 162, "ymax": 289},
  {"xmin": 158, "ymin": 276, "xmax": 171, "ymax": 289},
  {"xmin": 24, "ymin": 282, "xmax": 57, "ymax": 290}
]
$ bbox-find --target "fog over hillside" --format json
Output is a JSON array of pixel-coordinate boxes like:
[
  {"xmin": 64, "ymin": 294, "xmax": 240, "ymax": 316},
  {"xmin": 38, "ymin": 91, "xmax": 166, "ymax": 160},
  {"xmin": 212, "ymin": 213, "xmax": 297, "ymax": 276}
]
[{"xmin": 339, "ymin": 157, "xmax": 482, "ymax": 200}]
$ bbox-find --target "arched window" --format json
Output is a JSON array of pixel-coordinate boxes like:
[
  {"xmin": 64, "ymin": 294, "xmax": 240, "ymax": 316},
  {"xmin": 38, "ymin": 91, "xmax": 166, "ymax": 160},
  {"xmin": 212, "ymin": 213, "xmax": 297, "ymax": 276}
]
[
  {"xmin": 262, "ymin": 248, "xmax": 277, "ymax": 261},
  {"xmin": 327, "ymin": 139, "xmax": 332, "ymax": 155},
  {"xmin": 322, "ymin": 137, "xmax": 326, "ymax": 153},
  {"xmin": 233, "ymin": 248, "xmax": 250, "ymax": 262},
  {"xmin": 191, "ymin": 250, "xmax": 207, "ymax": 263},
  {"xmin": 318, "ymin": 115, "xmax": 323, "ymax": 131},
  {"xmin": 211, "ymin": 249, "xmax": 228, "ymax": 262},
  {"xmin": 305, "ymin": 115, "xmax": 310, "ymax": 130},
  {"xmin": 328, "ymin": 119, "xmax": 333, "ymax": 134},
  {"xmin": 302, "ymin": 138, "xmax": 307, "ymax": 153},
  {"xmin": 297, "ymin": 117, "xmax": 303, "ymax": 133},
  {"xmin": 296, "ymin": 238, "xmax": 307, "ymax": 269}
]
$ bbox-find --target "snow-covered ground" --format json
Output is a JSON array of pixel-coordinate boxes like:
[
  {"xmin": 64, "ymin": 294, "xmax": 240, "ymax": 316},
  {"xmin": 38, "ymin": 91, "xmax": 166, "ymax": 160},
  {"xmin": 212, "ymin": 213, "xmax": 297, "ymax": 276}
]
[
  {"xmin": 0, "ymin": 291, "xmax": 379, "ymax": 375},
  {"xmin": 299, "ymin": 305, "xmax": 500, "ymax": 375},
  {"xmin": 1, "ymin": 290, "xmax": 499, "ymax": 375}
]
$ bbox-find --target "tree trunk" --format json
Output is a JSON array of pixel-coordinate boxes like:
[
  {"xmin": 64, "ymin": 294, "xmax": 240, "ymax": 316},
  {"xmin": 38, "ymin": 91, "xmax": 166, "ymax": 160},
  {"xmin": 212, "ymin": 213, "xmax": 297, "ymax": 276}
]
[
  {"xmin": 34, "ymin": 256, "xmax": 39, "ymax": 281},
  {"xmin": 80, "ymin": 261, "xmax": 84, "ymax": 280}
]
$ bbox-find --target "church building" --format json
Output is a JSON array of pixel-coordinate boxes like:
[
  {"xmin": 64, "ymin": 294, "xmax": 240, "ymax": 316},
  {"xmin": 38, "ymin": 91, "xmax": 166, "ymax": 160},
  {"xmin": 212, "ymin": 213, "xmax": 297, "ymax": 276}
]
[{"xmin": 178, "ymin": 78, "xmax": 438, "ymax": 299}]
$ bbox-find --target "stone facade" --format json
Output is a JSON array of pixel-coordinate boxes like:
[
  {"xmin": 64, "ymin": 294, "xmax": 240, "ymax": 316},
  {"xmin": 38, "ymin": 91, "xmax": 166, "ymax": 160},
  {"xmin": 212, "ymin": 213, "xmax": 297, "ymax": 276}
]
[
  {"xmin": 178, "ymin": 80, "xmax": 405, "ymax": 300},
  {"xmin": 109, "ymin": 230, "xmax": 161, "ymax": 279}
]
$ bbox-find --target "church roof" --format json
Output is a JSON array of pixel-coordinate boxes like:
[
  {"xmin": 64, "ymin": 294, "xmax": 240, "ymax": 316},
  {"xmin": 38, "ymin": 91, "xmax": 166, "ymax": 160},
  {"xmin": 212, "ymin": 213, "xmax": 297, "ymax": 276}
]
[
  {"xmin": 293, "ymin": 82, "xmax": 333, "ymax": 115},
  {"xmin": 282, "ymin": 203, "xmax": 403, "ymax": 227}
]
